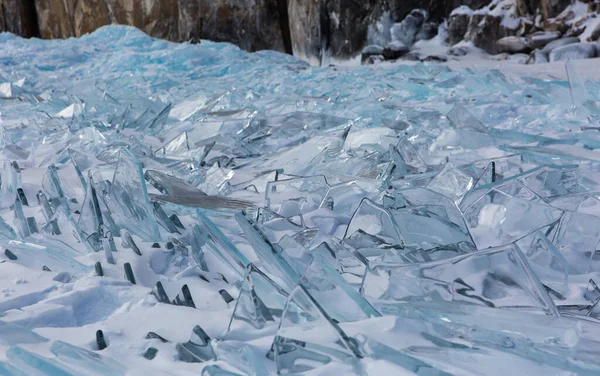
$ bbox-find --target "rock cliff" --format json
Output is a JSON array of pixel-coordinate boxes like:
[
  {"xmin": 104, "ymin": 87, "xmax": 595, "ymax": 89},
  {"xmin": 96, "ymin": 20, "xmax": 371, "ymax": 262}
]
[{"xmin": 0, "ymin": 0, "xmax": 594, "ymax": 65}]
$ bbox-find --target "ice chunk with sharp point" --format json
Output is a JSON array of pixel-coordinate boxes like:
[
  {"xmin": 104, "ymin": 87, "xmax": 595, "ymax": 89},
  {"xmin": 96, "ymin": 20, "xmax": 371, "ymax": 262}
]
[
  {"xmin": 270, "ymin": 285, "xmax": 362, "ymax": 374},
  {"xmin": 108, "ymin": 148, "xmax": 159, "ymax": 241}
]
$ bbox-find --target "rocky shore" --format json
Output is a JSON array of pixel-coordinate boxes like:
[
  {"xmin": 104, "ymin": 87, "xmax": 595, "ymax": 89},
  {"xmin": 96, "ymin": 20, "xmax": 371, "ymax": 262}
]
[{"xmin": 1, "ymin": 0, "xmax": 599, "ymax": 65}]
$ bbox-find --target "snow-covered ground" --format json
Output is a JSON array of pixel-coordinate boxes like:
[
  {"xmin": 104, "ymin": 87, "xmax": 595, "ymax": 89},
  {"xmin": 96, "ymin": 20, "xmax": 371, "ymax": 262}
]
[{"xmin": 2, "ymin": 25, "xmax": 600, "ymax": 376}]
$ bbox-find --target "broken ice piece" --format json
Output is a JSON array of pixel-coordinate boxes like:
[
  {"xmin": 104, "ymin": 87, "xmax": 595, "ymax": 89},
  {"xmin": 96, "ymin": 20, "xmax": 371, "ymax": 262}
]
[
  {"xmin": 146, "ymin": 332, "xmax": 169, "ymax": 343},
  {"xmin": 301, "ymin": 253, "xmax": 380, "ymax": 323},
  {"xmin": 120, "ymin": 229, "xmax": 141, "ymax": 256},
  {"xmin": 0, "ymin": 321, "xmax": 48, "ymax": 346},
  {"xmin": 447, "ymin": 103, "xmax": 488, "ymax": 133},
  {"xmin": 152, "ymin": 281, "xmax": 170, "ymax": 303},
  {"xmin": 6, "ymin": 346, "xmax": 76, "ymax": 376},
  {"xmin": 463, "ymin": 188, "xmax": 562, "ymax": 249},
  {"xmin": 226, "ymin": 264, "xmax": 288, "ymax": 336},
  {"xmin": 50, "ymin": 340, "xmax": 126, "ymax": 375},
  {"xmin": 201, "ymin": 365, "xmax": 243, "ymax": 376},
  {"xmin": 108, "ymin": 148, "xmax": 160, "ymax": 241},
  {"xmin": 124, "ymin": 263, "xmax": 136, "ymax": 284},
  {"xmin": 172, "ymin": 284, "xmax": 196, "ymax": 308},
  {"xmin": 271, "ymin": 285, "xmax": 362, "ymax": 373},
  {"xmin": 363, "ymin": 244, "xmax": 558, "ymax": 316},
  {"xmin": 426, "ymin": 163, "xmax": 474, "ymax": 204},
  {"xmin": 143, "ymin": 347, "xmax": 158, "ymax": 360},
  {"xmin": 266, "ymin": 175, "xmax": 330, "ymax": 217},
  {"xmin": 176, "ymin": 326, "xmax": 217, "ymax": 363},
  {"xmin": 343, "ymin": 198, "xmax": 404, "ymax": 258},
  {"xmin": 96, "ymin": 330, "xmax": 107, "ymax": 350}
]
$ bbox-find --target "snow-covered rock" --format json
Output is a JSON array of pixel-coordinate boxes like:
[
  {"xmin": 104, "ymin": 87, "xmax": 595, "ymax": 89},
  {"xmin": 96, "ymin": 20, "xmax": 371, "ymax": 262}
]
[
  {"xmin": 447, "ymin": 13, "xmax": 471, "ymax": 45},
  {"xmin": 507, "ymin": 53, "xmax": 530, "ymax": 64},
  {"xmin": 541, "ymin": 36, "xmax": 580, "ymax": 54},
  {"xmin": 549, "ymin": 42, "xmax": 598, "ymax": 62},
  {"xmin": 382, "ymin": 41, "xmax": 410, "ymax": 60},
  {"xmin": 527, "ymin": 31, "xmax": 561, "ymax": 49},
  {"xmin": 496, "ymin": 36, "xmax": 530, "ymax": 53},
  {"xmin": 533, "ymin": 49, "xmax": 550, "ymax": 64},
  {"xmin": 391, "ymin": 10, "xmax": 427, "ymax": 46},
  {"xmin": 361, "ymin": 45, "xmax": 385, "ymax": 63}
]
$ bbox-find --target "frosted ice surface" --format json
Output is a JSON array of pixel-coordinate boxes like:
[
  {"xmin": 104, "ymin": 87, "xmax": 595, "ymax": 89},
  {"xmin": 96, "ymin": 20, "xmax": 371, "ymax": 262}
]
[{"xmin": 1, "ymin": 25, "xmax": 600, "ymax": 375}]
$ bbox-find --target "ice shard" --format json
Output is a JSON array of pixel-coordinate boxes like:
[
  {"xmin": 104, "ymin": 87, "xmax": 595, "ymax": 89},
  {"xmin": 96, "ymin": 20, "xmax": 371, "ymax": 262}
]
[
  {"xmin": 108, "ymin": 148, "xmax": 160, "ymax": 241},
  {"xmin": 300, "ymin": 253, "xmax": 381, "ymax": 322},
  {"xmin": 343, "ymin": 198, "xmax": 404, "ymax": 258},
  {"xmin": 226, "ymin": 263, "xmax": 288, "ymax": 336},
  {"xmin": 176, "ymin": 325, "xmax": 217, "ymax": 363},
  {"xmin": 362, "ymin": 244, "xmax": 558, "ymax": 316},
  {"xmin": 266, "ymin": 176, "xmax": 330, "ymax": 217},
  {"xmin": 0, "ymin": 321, "xmax": 48, "ymax": 346},
  {"xmin": 50, "ymin": 341, "xmax": 126, "ymax": 375},
  {"xmin": 6, "ymin": 346, "xmax": 77, "ymax": 376},
  {"xmin": 270, "ymin": 285, "xmax": 362, "ymax": 374},
  {"xmin": 463, "ymin": 188, "xmax": 563, "ymax": 249}
]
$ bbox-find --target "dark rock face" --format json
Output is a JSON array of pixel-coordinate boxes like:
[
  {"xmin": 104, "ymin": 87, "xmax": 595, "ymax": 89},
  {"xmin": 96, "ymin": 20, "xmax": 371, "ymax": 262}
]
[
  {"xmin": 0, "ymin": 0, "xmax": 39, "ymax": 37},
  {"xmin": 105, "ymin": 0, "xmax": 179, "ymax": 41},
  {"xmin": 322, "ymin": 0, "xmax": 381, "ymax": 59},
  {"xmin": 0, "ymin": 0, "xmax": 583, "ymax": 65},
  {"xmin": 34, "ymin": 0, "xmax": 73, "ymax": 39},
  {"xmin": 516, "ymin": 0, "xmax": 540, "ymax": 17},
  {"xmin": 386, "ymin": 0, "xmax": 491, "ymax": 23},
  {"xmin": 288, "ymin": 0, "xmax": 322, "ymax": 64},
  {"xmin": 75, "ymin": 0, "xmax": 111, "ymax": 37},
  {"xmin": 447, "ymin": 13, "xmax": 470, "ymax": 45},
  {"xmin": 540, "ymin": 0, "xmax": 572, "ymax": 19},
  {"xmin": 23, "ymin": 0, "xmax": 288, "ymax": 53}
]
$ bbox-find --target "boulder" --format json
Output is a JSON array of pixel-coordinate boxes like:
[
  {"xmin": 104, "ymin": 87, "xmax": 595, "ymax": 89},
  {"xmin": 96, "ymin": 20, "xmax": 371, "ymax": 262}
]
[
  {"xmin": 496, "ymin": 36, "xmax": 530, "ymax": 53},
  {"xmin": 527, "ymin": 31, "xmax": 561, "ymax": 49},
  {"xmin": 0, "ymin": 0, "xmax": 39, "ymax": 37},
  {"xmin": 382, "ymin": 41, "xmax": 409, "ymax": 59},
  {"xmin": 549, "ymin": 42, "xmax": 597, "ymax": 62},
  {"xmin": 361, "ymin": 44, "xmax": 384, "ymax": 63},
  {"xmin": 447, "ymin": 46, "xmax": 469, "ymax": 56},
  {"xmin": 447, "ymin": 12, "xmax": 471, "ymax": 46},
  {"xmin": 365, "ymin": 54, "xmax": 385, "ymax": 65},
  {"xmin": 541, "ymin": 36, "xmax": 580, "ymax": 54}
]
